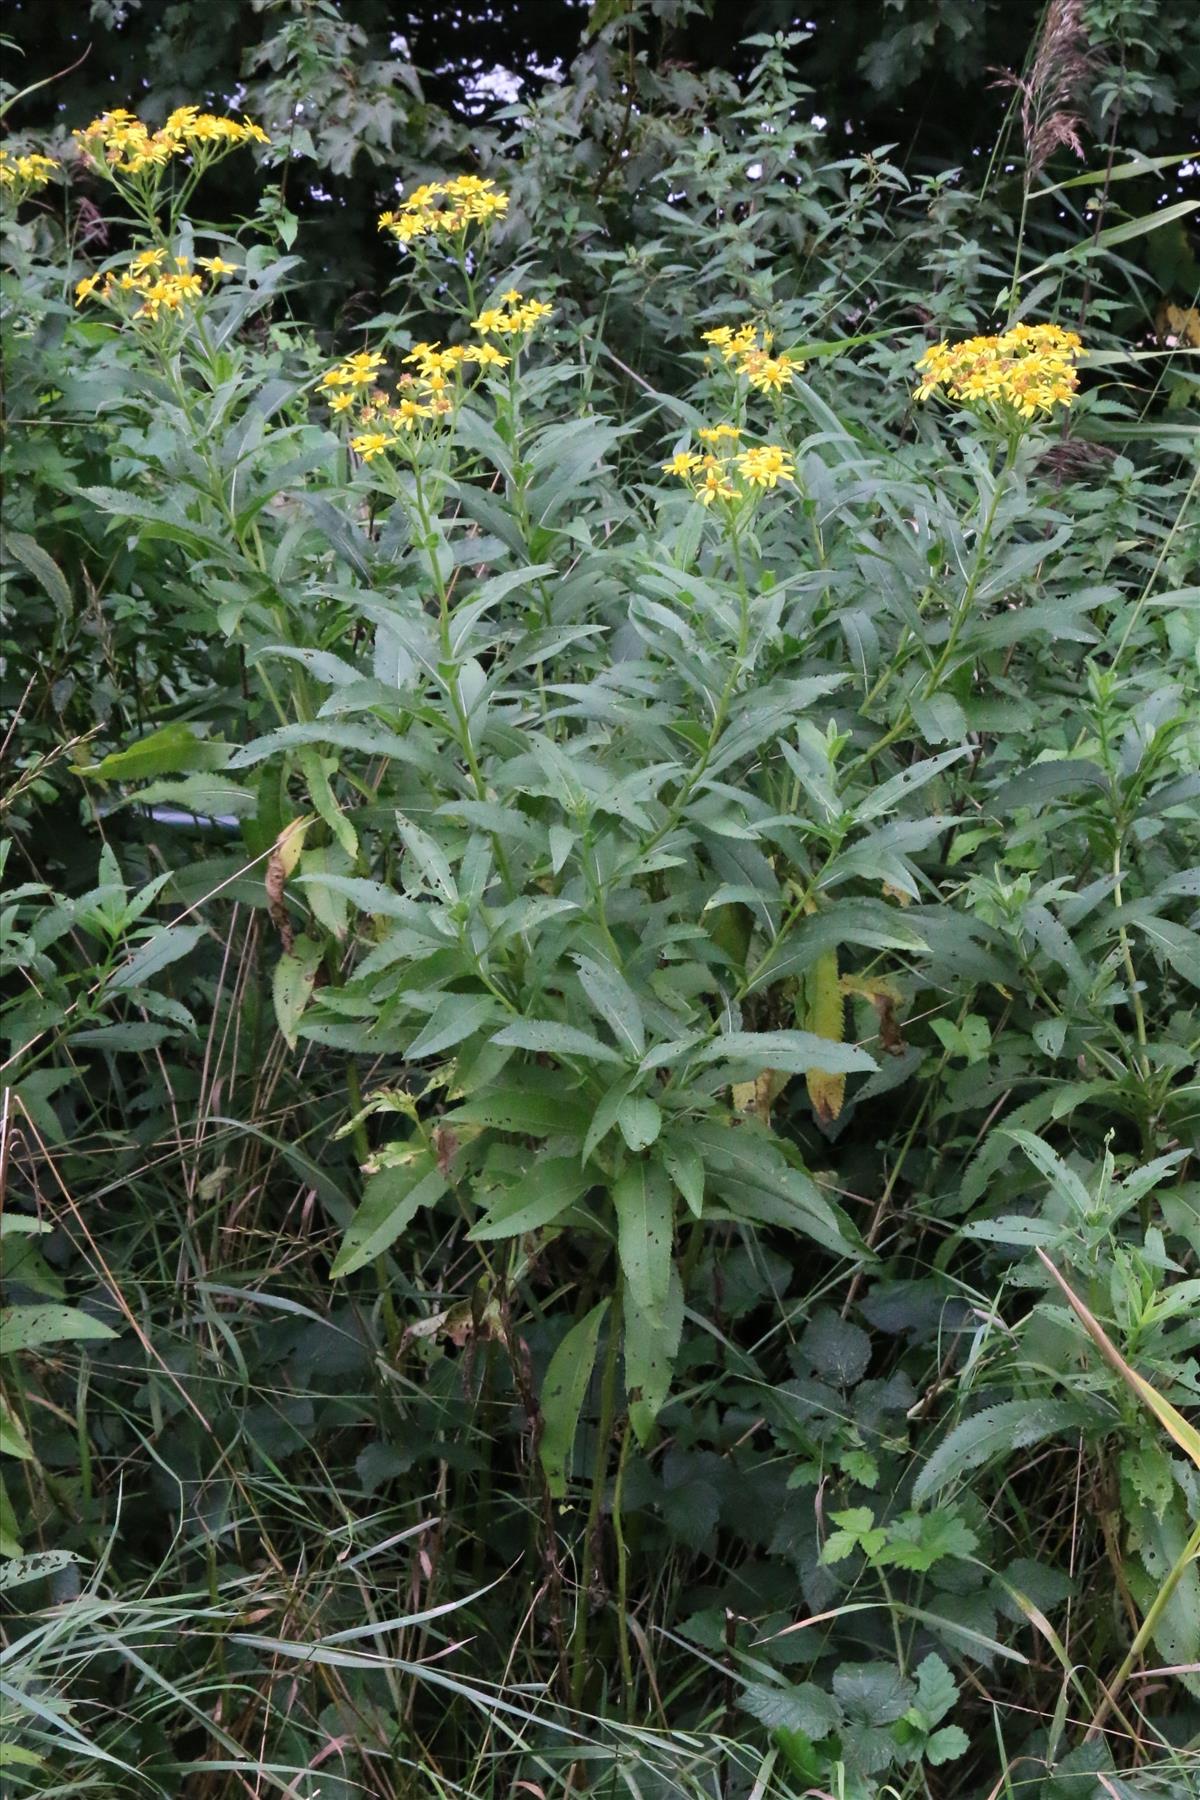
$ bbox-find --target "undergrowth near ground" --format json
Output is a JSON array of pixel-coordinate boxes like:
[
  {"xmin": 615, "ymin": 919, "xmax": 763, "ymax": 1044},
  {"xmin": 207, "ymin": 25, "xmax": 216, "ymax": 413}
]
[{"xmin": 1, "ymin": 8, "xmax": 1198, "ymax": 1797}]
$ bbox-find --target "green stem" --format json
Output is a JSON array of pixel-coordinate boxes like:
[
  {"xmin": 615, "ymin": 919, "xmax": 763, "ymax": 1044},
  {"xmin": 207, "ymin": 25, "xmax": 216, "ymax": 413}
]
[
  {"xmin": 570, "ymin": 1274, "xmax": 622, "ymax": 1709},
  {"xmin": 849, "ymin": 433, "xmax": 1017, "ymax": 777},
  {"xmin": 1088, "ymin": 1515, "xmax": 1200, "ymax": 1740}
]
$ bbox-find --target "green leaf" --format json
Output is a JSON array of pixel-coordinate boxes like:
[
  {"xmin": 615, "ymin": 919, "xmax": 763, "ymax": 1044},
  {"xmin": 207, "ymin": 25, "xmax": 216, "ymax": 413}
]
[
  {"xmin": 406, "ymin": 994, "xmax": 497, "ymax": 1059},
  {"xmin": 913, "ymin": 1653, "xmax": 958, "ymax": 1727},
  {"xmin": 1135, "ymin": 916, "xmax": 1200, "ymax": 988},
  {"xmin": 926, "ymin": 1725, "xmax": 970, "ymax": 1765},
  {"xmin": 572, "ymin": 953, "xmax": 645, "ymax": 1057},
  {"xmin": 449, "ymin": 1083, "xmax": 590, "ymax": 1137},
  {"xmin": 273, "ymin": 934, "xmax": 323, "ymax": 1050},
  {"xmin": 4, "ymin": 530, "xmax": 70, "ymax": 619},
  {"xmin": 0, "ymin": 1396, "xmax": 33, "ymax": 1460},
  {"xmin": 108, "ymin": 923, "xmax": 206, "ymax": 992},
  {"xmin": 491, "ymin": 1019, "xmax": 626, "ymax": 1065},
  {"xmin": 1007, "ymin": 1129, "xmax": 1092, "ymax": 1215},
  {"xmin": 833, "ymin": 1662, "xmax": 915, "ymax": 1726},
  {"xmin": 697, "ymin": 1029, "xmax": 876, "ymax": 1077},
  {"xmin": 80, "ymin": 723, "xmax": 228, "ymax": 782},
  {"xmin": 0, "ymin": 1306, "xmax": 118, "ymax": 1353},
  {"xmin": 469, "ymin": 1157, "xmax": 592, "ymax": 1240},
  {"xmin": 330, "ymin": 1155, "xmax": 447, "ymax": 1277},
  {"xmin": 616, "ymin": 1094, "xmax": 662, "ymax": 1152},
  {"xmin": 1020, "ymin": 196, "xmax": 1200, "ymax": 281},
  {"xmin": 538, "ymin": 1299, "xmax": 609, "ymax": 1499},
  {"xmin": 740, "ymin": 1680, "xmax": 842, "ymax": 1738},
  {"xmin": 821, "ymin": 1506, "xmax": 887, "ymax": 1563},
  {"xmin": 854, "ymin": 748, "xmax": 969, "ymax": 822},
  {"xmin": 69, "ymin": 1022, "xmax": 174, "ymax": 1051},
  {"xmin": 625, "ymin": 1264, "xmax": 683, "ymax": 1442},
  {"xmin": 661, "ymin": 1137, "xmax": 704, "ymax": 1217},
  {"xmin": 612, "ymin": 1158, "xmax": 673, "ymax": 1313},
  {"xmin": 396, "ymin": 813, "xmax": 457, "ymax": 902},
  {"xmin": 914, "ymin": 1399, "xmax": 1091, "ymax": 1504},
  {"xmin": 0, "ymin": 1549, "xmax": 81, "ymax": 1591}
]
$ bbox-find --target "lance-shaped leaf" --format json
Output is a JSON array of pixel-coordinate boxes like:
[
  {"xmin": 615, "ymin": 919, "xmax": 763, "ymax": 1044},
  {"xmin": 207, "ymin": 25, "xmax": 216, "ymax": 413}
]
[{"xmin": 538, "ymin": 1299, "xmax": 609, "ymax": 1499}]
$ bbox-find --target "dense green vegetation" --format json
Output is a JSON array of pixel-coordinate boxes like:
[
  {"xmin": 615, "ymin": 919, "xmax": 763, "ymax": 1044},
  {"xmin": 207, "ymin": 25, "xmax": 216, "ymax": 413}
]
[{"xmin": 1, "ymin": 3, "xmax": 1198, "ymax": 1795}]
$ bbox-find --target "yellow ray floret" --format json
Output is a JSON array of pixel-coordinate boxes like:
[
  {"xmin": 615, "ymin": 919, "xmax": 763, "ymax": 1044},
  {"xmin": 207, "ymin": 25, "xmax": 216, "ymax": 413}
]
[{"xmin": 914, "ymin": 322, "xmax": 1083, "ymax": 420}]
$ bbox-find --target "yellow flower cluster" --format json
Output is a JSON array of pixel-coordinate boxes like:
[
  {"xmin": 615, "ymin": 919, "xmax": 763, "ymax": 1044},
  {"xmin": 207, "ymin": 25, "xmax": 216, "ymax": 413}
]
[
  {"xmin": 661, "ymin": 429, "xmax": 796, "ymax": 506},
  {"xmin": 73, "ymin": 106, "xmax": 269, "ymax": 178},
  {"xmin": 914, "ymin": 323, "xmax": 1083, "ymax": 420},
  {"xmin": 318, "ymin": 335, "xmax": 513, "ymax": 436},
  {"xmin": 701, "ymin": 324, "xmax": 801, "ymax": 394},
  {"xmin": 74, "ymin": 249, "xmax": 238, "ymax": 322},
  {"xmin": 0, "ymin": 149, "xmax": 59, "ymax": 201},
  {"xmin": 319, "ymin": 338, "xmax": 513, "ymax": 458},
  {"xmin": 379, "ymin": 174, "xmax": 508, "ymax": 246},
  {"xmin": 471, "ymin": 290, "xmax": 553, "ymax": 339}
]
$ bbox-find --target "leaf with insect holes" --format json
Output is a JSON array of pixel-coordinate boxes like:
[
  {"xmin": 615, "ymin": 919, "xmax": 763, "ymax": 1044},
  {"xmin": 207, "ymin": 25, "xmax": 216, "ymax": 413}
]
[
  {"xmin": 539, "ymin": 1299, "xmax": 609, "ymax": 1499},
  {"xmin": 612, "ymin": 1157, "xmax": 673, "ymax": 1313},
  {"xmin": 331, "ymin": 1155, "xmax": 447, "ymax": 1276},
  {"xmin": 0, "ymin": 1307, "xmax": 118, "ymax": 1354}
]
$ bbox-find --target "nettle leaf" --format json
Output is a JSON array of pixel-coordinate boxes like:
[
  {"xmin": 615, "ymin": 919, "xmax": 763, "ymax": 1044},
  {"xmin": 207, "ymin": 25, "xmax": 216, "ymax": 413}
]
[
  {"xmin": 539, "ymin": 1299, "xmax": 609, "ymax": 1500},
  {"xmin": 833, "ymin": 1662, "xmax": 915, "ymax": 1726},
  {"xmin": 740, "ymin": 1680, "xmax": 842, "ymax": 1738},
  {"xmin": 801, "ymin": 1307, "xmax": 871, "ymax": 1385},
  {"xmin": 879, "ymin": 1510, "xmax": 978, "ymax": 1571}
]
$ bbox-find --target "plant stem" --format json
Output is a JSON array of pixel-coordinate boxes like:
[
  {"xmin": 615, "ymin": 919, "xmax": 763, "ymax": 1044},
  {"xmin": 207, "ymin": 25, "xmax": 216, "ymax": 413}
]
[
  {"xmin": 1088, "ymin": 1515, "xmax": 1200, "ymax": 1739},
  {"xmin": 570, "ymin": 1273, "xmax": 622, "ymax": 1709}
]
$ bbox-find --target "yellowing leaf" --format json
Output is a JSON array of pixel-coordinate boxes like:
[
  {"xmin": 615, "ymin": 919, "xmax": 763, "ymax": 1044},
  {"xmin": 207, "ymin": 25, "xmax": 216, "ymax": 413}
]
[{"xmin": 804, "ymin": 949, "xmax": 845, "ymax": 1124}]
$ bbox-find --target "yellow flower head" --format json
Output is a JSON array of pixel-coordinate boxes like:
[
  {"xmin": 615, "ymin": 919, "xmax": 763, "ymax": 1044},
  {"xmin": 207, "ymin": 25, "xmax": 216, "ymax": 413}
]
[
  {"xmin": 0, "ymin": 148, "xmax": 60, "ymax": 201},
  {"xmin": 328, "ymin": 391, "xmax": 356, "ymax": 414},
  {"xmin": 662, "ymin": 450, "xmax": 703, "ymax": 478},
  {"xmin": 472, "ymin": 297, "xmax": 552, "ymax": 341},
  {"xmin": 914, "ymin": 323, "xmax": 1083, "ymax": 421},
  {"xmin": 736, "ymin": 445, "xmax": 795, "ymax": 489},
  {"xmin": 697, "ymin": 465, "xmax": 738, "ymax": 506},
  {"xmin": 350, "ymin": 431, "xmax": 397, "ymax": 462},
  {"xmin": 74, "ymin": 107, "xmax": 268, "ymax": 180},
  {"xmin": 698, "ymin": 425, "xmax": 741, "ymax": 444},
  {"xmin": 198, "ymin": 254, "xmax": 239, "ymax": 277},
  {"xmin": 392, "ymin": 398, "xmax": 434, "ymax": 430},
  {"xmin": 378, "ymin": 175, "xmax": 508, "ymax": 249}
]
